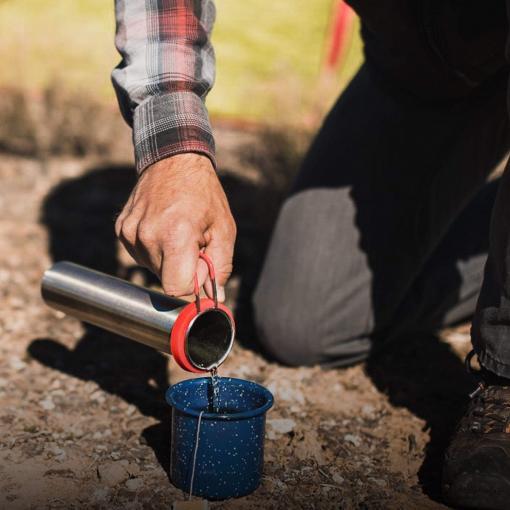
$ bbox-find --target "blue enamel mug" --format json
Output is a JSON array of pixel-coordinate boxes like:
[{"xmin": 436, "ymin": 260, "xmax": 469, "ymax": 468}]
[{"xmin": 166, "ymin": 377, "xmax": 274, "ymax": 500}]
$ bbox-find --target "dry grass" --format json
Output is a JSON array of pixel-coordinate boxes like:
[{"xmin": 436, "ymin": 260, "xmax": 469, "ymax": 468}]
[{"xmin": 0, "ymin": 86, "xmax": 131, "ymax": 160}]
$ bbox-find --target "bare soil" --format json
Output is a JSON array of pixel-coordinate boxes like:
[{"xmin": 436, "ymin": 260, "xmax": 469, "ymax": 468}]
[{"xmin": 0, "ymin": 124, "xmax": 474, "ymax": 509}]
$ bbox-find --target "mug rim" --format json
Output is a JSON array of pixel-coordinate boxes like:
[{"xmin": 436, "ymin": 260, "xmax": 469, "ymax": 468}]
[{"xmin": 166, "ymin": 376, "xmax": 274, "ymax": 421}]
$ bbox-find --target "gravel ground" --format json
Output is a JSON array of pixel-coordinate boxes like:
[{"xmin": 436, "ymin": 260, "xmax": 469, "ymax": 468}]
[{"xmin": 0, "ymin": 127, "xmax": 475, "ymax": 509}]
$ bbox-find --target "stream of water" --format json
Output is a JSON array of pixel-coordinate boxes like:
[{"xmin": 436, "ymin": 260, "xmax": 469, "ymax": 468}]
[{"xmin": 209, "ymin": 366, "xmax": 220, "ymax": 413}]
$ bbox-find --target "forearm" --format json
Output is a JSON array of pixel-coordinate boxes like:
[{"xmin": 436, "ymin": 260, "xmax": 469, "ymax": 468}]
[{"xmin": 112, "ymin": 0, "xmax": 216, "ymax": 173}]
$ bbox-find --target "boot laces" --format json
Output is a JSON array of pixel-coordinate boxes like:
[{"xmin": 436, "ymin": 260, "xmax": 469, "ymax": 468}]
[{"xmin": 464, "ymin": 351, "xmax": 510, "ymax": 434}]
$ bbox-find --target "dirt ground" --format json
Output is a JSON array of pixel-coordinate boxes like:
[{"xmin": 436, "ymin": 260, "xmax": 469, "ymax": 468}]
[{"xmin": 0, "ymin": 124, "xmax": 476, "ymax": 509}]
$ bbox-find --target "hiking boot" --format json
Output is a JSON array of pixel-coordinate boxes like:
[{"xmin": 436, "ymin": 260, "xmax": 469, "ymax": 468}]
[{"xmin": 442, "ymin": 353, "xmax": 510, "ymax": 510}]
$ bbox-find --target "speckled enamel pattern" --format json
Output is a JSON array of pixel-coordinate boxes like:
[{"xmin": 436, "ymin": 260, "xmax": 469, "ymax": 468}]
[{"xmin": 166, "ymin": 377, "xmax": 274, "ymax": 500}]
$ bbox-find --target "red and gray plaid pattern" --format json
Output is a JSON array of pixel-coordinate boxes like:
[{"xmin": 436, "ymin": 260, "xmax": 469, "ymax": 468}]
[{"xmin": 112, "ymin": 0, "xmax": 216, "ymax": 173}]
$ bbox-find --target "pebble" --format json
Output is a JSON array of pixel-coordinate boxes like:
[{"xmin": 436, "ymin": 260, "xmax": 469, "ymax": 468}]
[
  {"xmin": 267, "ymin": 418, "xmax": 296, "ymax": 439},
  {"xmin": 92, "ymin": 487, "xmax": 110, "ymax": 502},
  {"xmin": 97, "ymin": 461, "xmax": 130, "ymax": 487},
  {"xmin": 48, "ymin": 445, "xmax": 67, "ymax": 462},
  {"xmin": 39, "ymin": 397, "xmax": 55, "ymax": 411},
  {"xmin": 231, "ymin": 364, "xmax": 253, "ymax": 379},
  {"xmin": 90, "ymin": 390, "xmax": 105, "ymax": 404},
  {"xmin": 125, "ymin": 478, "xmax": 143, "ymax": 491},
  {"xmin": 124, "ymin": 461, "xmax": 140, "ymax": 477},
  {"xmin": 264, "ymin": 476, "xmax": 286, "ymax": 492},
  {"xmin": 332, "ymin": 473, "xmax": 345, "ymax": 485},
  {"xmin": 267, "ymin": 381, "xmax": 305, "ymax": 405},
  {"xmin": 344, "ymin": 434, "xmax": 362, "ymax": 447},
  {"xmin": 70, "ymin": 426, "xmax": 84, "ymax": 439},
  {"xmin": 9, "ymin": 356, "xmax": 27, "ymax": 372},
  {"xmin": 368, "ymin": 477, "xmax": 387, "ymax": 488},
  {"xmin": 50, "ymin": 379, "xmax": 62, "ymax": 390},
  {"xmin": 85, "ymin": 382, "xmax": 98, "ymax": 394},
  {"xmin": 361, "ymin": 404, "xmax": 376, "ymax": 418}
]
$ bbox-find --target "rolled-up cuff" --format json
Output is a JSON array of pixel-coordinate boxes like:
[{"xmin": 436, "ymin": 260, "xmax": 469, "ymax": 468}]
[{"xmin": 133, "ymin": 91, "xmax": 216, "ymax": 174}]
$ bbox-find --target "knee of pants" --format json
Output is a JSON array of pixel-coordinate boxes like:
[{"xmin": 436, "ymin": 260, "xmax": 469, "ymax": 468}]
[
  {"xmin": 252, "ymin": 294, "xmax": 323, "ymax": 367},
  {"xmin": 252, "ymin": 289, "xmax": 372, "ymax": 368},
  {"xmin": 250, "ymin": 191, "xmax": 375, "ymax": 367}
]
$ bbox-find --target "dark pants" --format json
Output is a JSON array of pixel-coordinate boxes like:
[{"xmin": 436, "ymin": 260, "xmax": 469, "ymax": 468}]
[{"xmin": 253, "ymin": 1, "xmax": 510, "ymax": 378}]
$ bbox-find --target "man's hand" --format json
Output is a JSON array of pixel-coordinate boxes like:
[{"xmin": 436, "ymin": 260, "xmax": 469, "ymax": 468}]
[{"xmin": 115, "ymin": 153, "xmax": 236, "ymax": 301}]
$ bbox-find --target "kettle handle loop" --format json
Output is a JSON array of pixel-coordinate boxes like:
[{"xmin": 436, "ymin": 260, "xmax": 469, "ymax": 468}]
[{"xmin": 193, "ymin": 252, "xmax": 219, "ymax": 313}]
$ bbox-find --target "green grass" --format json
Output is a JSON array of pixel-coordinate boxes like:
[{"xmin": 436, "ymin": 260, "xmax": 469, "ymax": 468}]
[{"xmin": 0, "ymin": 0, "xmax": 362, "ymax": 123}]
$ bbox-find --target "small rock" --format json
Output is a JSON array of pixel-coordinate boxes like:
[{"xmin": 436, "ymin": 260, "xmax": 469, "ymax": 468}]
[
  {"xmin": 49, "ymin": 446, "xmax": 67, "ymax": 462},
  {"xmin": 279, "ymin": 386, "xmax": 305, "ymax": 404},
  {"xmin": 0, "ymin": 377, "xmax": 8, "ymax": 388},
  {"xmin": 125, "ymin": 405, "xmax": 137, "ymax": 416},
  {"xmin": 92, "ymin": 487, "xmax": 109, "ymax": 502},
  {"xmin": 267, "ymin": 418, "xmax": 296, "ymax": 440},
  {"xmin": 50, "ymin": 379, "xmax": 62, "ymax": 390},
  {"xmin": 39, "ymin": 397, "xmax": 55, "ymax": 411},
  {"xmin": 120, "ymin": 460, "xmax": 140, "ymax": 477},
  {"xmin": 344, "ymin": 434, "xmax": 362, "ymax": 447},
  {"xmin": 320, "ymin": 419, "xmax": 337, "ymax": 429},
  {"xmin": 361, "ymin": 404, "xmax": 376, "ymax": 418},
  {"xmin": 232, "ymin": 364, "xmax": 253, "ymax": 378},
  {"xmin": 85, "ymin": 382, "xmax": 98, "ymax": 394},
  {"xmin": 125, "ymin": 478, "xmax": 144, "ymax": 491},
  {"xmin": 70, "ymin": 427, "xmax": 84, "ymax": 439},
  {"xmin": 332, "ymin": 473, "xmax": 345, "ymax": 485},
  {"xmin": 9, "ymin": 357, "xmax": 27, "ymax": 372},
  {"xmin": 267, "ymin": 381, "xmax": 305, "ymax": 405},
  {"xmin": 264, "ymin": 476, "xmax": 286, "ymax": 492},
  {"xmin": 368, "ymin": 477, "xmax": 387, "ymax": 488},
  {"xmin": 90, "ymin": 390, "xmax": 105, "ymax": 404},
  {"xmin": 97, "ymin": 461, "xmax": 130, "ymax": 487}
]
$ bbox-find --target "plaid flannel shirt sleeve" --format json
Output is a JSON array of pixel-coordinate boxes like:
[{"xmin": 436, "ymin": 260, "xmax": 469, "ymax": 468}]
[{"xmin": 112, "ymin": 0, "xmax": 216, "ymax": 174}]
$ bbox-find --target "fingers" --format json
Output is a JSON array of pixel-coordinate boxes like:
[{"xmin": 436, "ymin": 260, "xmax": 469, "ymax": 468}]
[
  {"xmin": 159, "ymin": 220, "xmax": 201, "ymax": 296},
  {"xmin": 116, "ymin": 211, "xmax": 235, "ymax": 301},
  {"xmin": 116, "ymin": 213, "xmax": 145, "ymax": 267}
]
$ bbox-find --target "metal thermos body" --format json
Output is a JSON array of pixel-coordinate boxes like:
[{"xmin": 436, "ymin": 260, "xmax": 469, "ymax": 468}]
[{"xmin": 41, "ymin": 261, "xmax": 234, "ymax": 371}]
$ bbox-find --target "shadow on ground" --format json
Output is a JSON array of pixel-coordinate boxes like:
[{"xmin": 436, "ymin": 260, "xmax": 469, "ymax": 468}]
[{"xmin": 365, "ymin": 333, "xmax": 473, "ymax": 501}]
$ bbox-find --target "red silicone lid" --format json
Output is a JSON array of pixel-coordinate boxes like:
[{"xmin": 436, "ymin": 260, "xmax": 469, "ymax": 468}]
[{"xmin": 170, "ymin": 298, "xmax": 235, "ymax": 373}]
